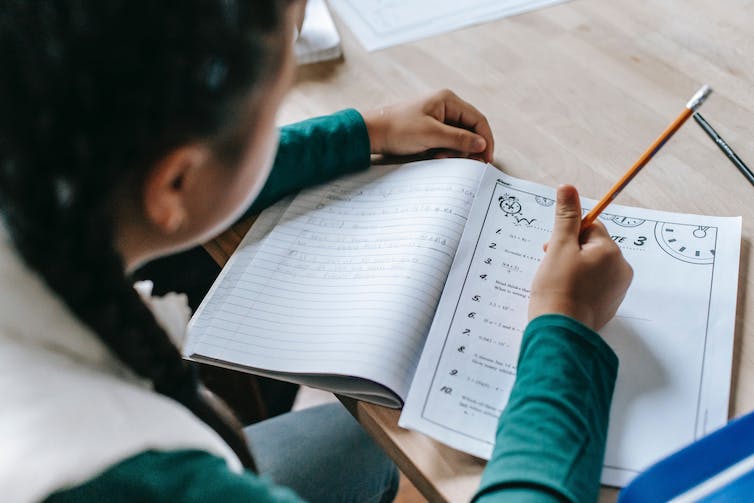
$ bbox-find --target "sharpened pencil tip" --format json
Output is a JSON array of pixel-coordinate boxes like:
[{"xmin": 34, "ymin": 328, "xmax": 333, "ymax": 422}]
[{"xmin": 687, "ymin": 84, "xmax": 712, "ymax": 111}]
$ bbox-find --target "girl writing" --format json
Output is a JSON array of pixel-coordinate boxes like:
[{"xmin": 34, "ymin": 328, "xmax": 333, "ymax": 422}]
[{"xmin": 0, "ymin": 1, "xmax": 631, "ymax": 501}]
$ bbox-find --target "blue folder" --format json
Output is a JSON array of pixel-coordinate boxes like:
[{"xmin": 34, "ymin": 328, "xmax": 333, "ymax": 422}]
[{"xmin": 619, "ymin": 410, "xmax": 754, "ymax": 502}]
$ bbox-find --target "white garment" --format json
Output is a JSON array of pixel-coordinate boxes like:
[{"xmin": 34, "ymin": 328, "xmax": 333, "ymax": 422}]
[{"xmin": 0, "ymin": 228, "xmax": 241, "ymax": 503}]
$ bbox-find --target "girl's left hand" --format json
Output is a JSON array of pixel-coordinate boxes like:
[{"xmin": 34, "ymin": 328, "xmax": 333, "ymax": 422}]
[{"xmin": 361, "ymin": 89, "xmax": 495, "ymax": 163}]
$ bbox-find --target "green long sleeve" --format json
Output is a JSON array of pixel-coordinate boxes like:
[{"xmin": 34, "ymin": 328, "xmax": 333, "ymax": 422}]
[
  {"xmin": 244, "ymin": 108, "xmax": 371, "ymax": 216},
  {"xmin": 45, "ymin": 450, "xmax": 305, "ymax": 503},
  {"xmin": 474, "ymin": 314, "xmax": 619, "ymax": 503}
]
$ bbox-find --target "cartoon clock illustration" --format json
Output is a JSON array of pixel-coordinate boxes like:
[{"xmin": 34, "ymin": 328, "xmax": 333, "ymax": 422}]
[
  {"xmin": 654, "ymin": 222, "xmax": 716, "ymax": 265},
  {"xmin": 498, "ymin": 195, "xmax": 522, "ymax": 215},
  {"xmin": 535, "ymin": 195, "xmax": 554, "ymax": 207},
  {"xmin": 611, "ymin": 216, "xmax": 645, "ymax": 228}
]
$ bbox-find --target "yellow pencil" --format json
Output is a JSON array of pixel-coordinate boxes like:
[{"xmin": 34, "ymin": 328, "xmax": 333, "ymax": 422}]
[{"xmin": 581, "ymin": 85, "xmax": 713, "ymax": 230}]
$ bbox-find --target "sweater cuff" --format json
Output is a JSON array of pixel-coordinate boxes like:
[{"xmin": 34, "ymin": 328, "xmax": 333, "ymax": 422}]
[
  {"xmin": 244, "ymin": 109, "xmax": 371, "ymax": 216},
  {"xmin": 525, "ymin": 314, "xmax": 618, "ymax": 370},
  {"xmin": 335, "ymin": 108, "xmax": 371, "ymax": 172}
]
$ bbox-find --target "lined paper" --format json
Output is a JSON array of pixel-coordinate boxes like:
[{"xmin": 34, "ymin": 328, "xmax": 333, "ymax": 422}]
[
  {"xmin": 186, "ymin": 197, "xmax": 291, "ymax": 357},
  {"xmin": 187, "ymin": 159, "xmax": 486, "ymax": 400}
]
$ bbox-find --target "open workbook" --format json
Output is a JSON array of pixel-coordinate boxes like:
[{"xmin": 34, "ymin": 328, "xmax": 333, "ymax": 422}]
[{"xmin": 185, "ymin": 159, "xmax": 741, "ymax": 486}]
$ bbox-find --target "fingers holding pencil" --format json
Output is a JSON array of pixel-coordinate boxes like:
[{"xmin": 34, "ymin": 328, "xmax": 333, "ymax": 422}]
[{"xmin": 531, "ymin": 184, "xmax": 633, "ymax": 331}]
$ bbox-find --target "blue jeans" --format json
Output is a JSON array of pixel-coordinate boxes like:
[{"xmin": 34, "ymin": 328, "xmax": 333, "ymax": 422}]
[{"xmin": 245, "ymin": 403, "xmax": 399, "ymax": 503}]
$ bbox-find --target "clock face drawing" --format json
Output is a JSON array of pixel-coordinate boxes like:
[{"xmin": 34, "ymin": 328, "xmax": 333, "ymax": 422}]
[
  {"xmin": 654, "ymin": 222, "xmax": 716, "ymax": 265},
  {"xmin": 498, "ymin": 196, "xmax": 522, "ymax": 215},
  {"xmin": 611, "ymin": 215, "xmax": 646, "ymax": 228},
  {"xmin": 535, "ymin": 195, "xmax": 554, "ymax": 207}
]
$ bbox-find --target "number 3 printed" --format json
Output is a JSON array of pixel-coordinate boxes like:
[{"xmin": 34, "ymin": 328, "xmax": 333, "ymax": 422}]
[{"xmin": 634, "ymin": 236, "xmax": 647, "ymax": 246}]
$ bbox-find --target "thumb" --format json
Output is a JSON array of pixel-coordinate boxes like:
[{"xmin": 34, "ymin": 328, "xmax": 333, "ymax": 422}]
[
  {"xmin": 550, "ymin": 184, "xmax": 582, "ymax": 246},
  {"xmin": 429, "ymin": 122, "xmax": 486, "ymax": 153}
]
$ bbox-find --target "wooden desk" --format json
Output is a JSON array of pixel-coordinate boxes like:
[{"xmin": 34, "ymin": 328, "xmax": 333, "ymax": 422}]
[{"xmin": 206, "ymin": 1, "xmax": 754, "ymax": 501}]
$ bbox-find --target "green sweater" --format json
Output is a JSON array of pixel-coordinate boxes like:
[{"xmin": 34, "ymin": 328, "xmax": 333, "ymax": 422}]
[{"xmin": 46, "ymin": 110, "xmax": 618, "ymax": 503}]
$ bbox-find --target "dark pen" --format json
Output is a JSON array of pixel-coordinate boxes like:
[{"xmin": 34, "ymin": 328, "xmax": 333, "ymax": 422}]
[{"xmin": 693, "ymin": 112, "xmax": 754, "ymax": 186}]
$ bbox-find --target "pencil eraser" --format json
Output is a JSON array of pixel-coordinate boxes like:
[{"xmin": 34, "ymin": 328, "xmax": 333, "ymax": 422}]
[{"xmin": 687, "ymin": 85, "xmax": 712, "ymax": 111}]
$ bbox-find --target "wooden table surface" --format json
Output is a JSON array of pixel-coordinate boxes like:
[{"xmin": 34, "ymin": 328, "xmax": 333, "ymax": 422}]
[{"xmin": 205, "ymin": 1, "xmax": 754, "ymax": 501}]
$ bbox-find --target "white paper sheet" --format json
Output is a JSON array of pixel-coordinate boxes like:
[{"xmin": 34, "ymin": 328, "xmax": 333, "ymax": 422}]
[
  {"xmin": 329, "ymin": 0, "xmax": 571, "ymax": 51},
  {"xmin": 400, "ymin": 165, "xmax": 741, "ymax": 487},
  {"xmin": 295, "ymin": 0, "xmax": 342, "ymax": 64}
]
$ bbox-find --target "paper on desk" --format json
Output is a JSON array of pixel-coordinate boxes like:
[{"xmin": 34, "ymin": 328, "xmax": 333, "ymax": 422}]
[
  {"xmin": 329, "ymin": 0, "xmax": 571, "ymax": 51},
  {"xmin": 295, "ymin": 0, "xmax": 342, "ymax": 64},
  {"xmin": 400, "ymin": 166, "xmax": 741, "ymax": 487}
]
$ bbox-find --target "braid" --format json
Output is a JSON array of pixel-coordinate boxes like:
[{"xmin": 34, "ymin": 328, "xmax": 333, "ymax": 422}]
[
  {"xmin": 0, "ymin": 0, "xmax": 292, "ymax": 470},
  {"xmin": 8, "ymin": 214, "xmax": 258, "ymax": 469}
]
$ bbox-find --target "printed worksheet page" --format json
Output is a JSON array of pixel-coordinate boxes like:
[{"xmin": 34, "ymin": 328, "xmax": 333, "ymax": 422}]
[
  {"xmin": 400, "ymin": 165, "xmax": 741, "ymax": 486},
  {"xmin": 329, "ymin": 0, "xmax": 570, "ymax": 51}
]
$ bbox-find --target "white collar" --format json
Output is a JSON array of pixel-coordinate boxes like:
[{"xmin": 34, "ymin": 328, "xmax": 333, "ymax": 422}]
[{"xmin": 0, "ymin": 224, "xmax": 243, "ymax": 502}]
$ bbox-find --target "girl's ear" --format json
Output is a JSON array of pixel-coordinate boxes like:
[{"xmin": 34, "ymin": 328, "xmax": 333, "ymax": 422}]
[{"xmin": 142, "ymin": 145, "xmax": 210, "ymax": 234}]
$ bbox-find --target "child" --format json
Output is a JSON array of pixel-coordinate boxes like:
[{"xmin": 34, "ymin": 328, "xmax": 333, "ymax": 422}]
[{"xmin": 0, "ymin": 1, "xmax": 631, "ymax": 502}]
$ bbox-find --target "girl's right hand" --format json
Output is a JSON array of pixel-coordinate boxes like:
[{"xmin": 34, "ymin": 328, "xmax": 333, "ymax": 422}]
[{"xmin": 528, "ymin": 185, "xmax": 633, "ymax": 331}]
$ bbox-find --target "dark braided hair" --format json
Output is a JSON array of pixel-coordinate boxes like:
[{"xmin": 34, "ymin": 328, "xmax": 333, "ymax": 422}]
[{"xmin": 0, "ymin": 0, "xmax": 293, "ymax": 470}]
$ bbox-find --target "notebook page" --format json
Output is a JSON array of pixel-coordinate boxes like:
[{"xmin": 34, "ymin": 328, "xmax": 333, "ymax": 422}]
[
  {"xmin": 188, "ymin": 159, "xmax": 486, "ymax": 400},
  {"xmin": 400, "ymin": 165, "xmax": 740, "ymax": 486},
  {"xmin": 185, "ymin": 197, "xmax": 291, "ymax": 357}
]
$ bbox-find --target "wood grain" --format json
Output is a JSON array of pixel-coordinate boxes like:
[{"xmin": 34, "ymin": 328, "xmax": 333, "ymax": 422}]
[{"xmin": 205, "ymin": 1, "xmax": 754, "ymax": 500}]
